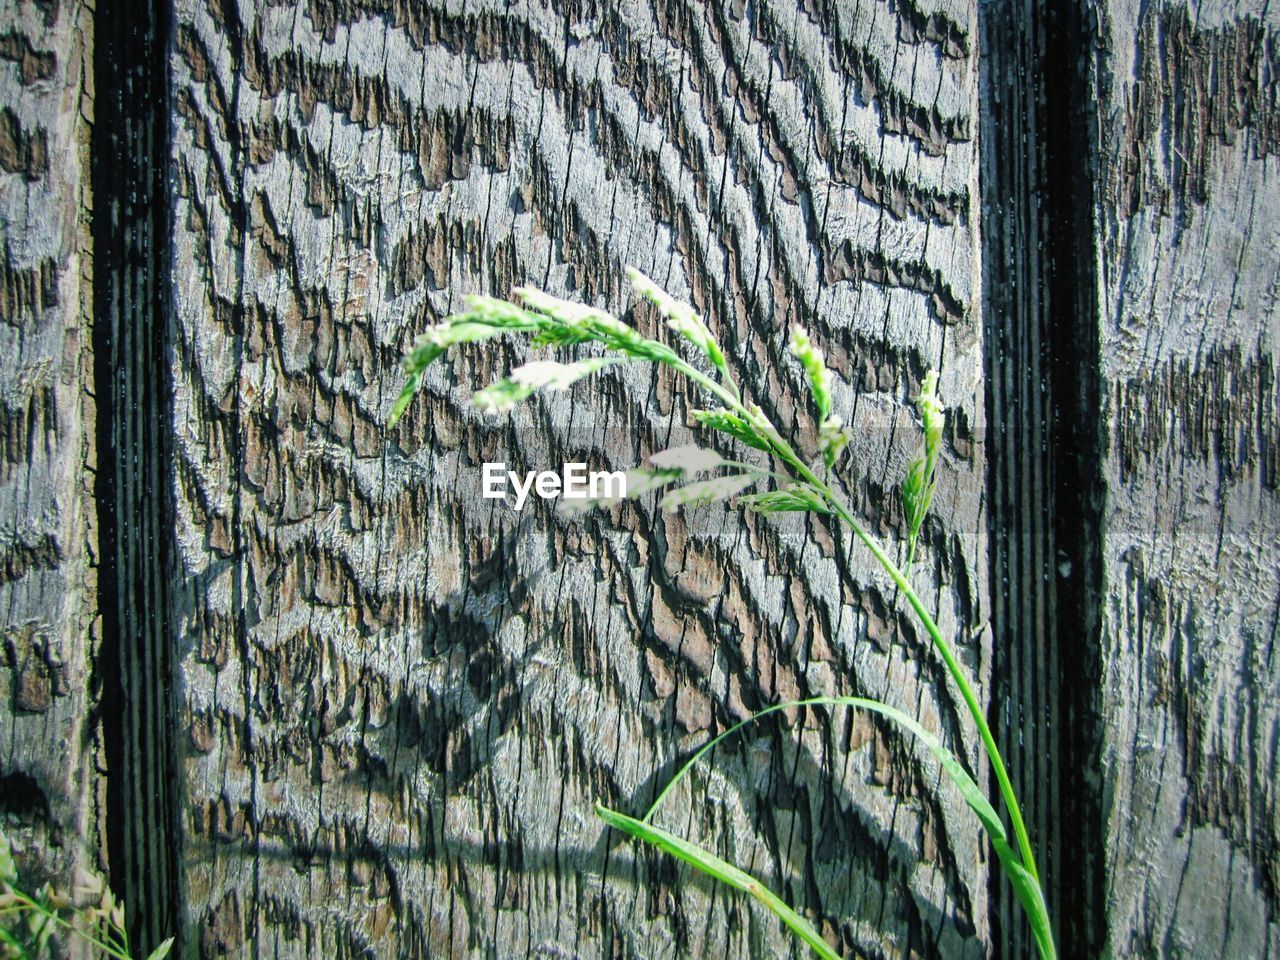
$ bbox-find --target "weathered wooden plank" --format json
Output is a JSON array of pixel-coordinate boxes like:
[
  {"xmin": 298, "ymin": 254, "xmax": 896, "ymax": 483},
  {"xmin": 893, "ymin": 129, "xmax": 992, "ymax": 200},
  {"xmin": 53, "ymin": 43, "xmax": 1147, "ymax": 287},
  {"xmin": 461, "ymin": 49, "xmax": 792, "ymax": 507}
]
[
  {"xmin": 0, "ymin": 0, "xmax": 100, "ymax": 897},
  {"xmin": 1092, "ymin": 1, "xmax": 1280, "ymax": 955},
  {"xmin": 169, "ymin": 0, "xmax": 994, "ymax": 956}
]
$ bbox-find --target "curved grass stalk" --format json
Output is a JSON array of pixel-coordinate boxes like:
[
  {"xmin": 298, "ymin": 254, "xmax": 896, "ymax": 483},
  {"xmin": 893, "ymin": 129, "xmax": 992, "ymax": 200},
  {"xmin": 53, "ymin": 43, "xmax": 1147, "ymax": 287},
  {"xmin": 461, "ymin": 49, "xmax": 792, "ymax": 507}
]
[
  {"xmin": 595, "ymin": 805, "xmax": 841, "ymax": 960},
  {"xmin": 612, "ymin": 695, "xmax": 1054, "ymax": 960},
  {"xmin": 661, "ymin": 357, "xmax": 1045, "ymax": 883},
  {"xmin": 390, "ymin": 275, "xmax": 1057, "ymax": 959}
]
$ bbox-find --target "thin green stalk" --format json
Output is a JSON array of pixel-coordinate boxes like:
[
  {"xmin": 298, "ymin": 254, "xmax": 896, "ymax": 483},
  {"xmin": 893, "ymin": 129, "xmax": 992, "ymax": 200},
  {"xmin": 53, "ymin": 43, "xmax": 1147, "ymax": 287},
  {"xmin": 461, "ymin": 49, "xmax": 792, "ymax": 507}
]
[
  {"xmin": 672, "ymin": 354, "xmax": 1049, "ymax": 953},
  {"xmin": 672, "ymin": 357, "xmax": 1041, "ymax": 889},
  {"xmin": 902, "ymin": 538, "xmax": 918, "ymax": 584},
  {"xmin": 390, "ymin": 282, "xmax": 1056, "ymax": 957},
  {"xmin": 830, "ymin": 497, "xmax": 1038, "ymax": 880}
]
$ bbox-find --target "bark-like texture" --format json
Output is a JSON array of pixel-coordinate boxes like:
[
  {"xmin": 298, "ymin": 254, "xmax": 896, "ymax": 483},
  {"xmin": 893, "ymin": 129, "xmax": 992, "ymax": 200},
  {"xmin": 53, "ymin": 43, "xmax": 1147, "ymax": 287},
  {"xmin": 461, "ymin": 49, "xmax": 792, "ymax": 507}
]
[
  {"xmin": 1094, "ymin": 1, "xmax": 1280, "ymax": 955},
  {"xmin": 169, "ymin": 0, "xmax": 992, "ymax": 956},
  {"xmin": 0, "ymin": 0, "xmax": 99, "ymax": 892}
]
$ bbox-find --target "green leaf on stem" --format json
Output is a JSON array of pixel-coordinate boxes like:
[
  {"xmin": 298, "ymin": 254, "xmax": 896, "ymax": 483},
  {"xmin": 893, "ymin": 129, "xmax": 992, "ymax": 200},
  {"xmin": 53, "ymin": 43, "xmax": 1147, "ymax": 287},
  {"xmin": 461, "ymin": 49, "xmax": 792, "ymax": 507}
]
[
  {"xmin": 916, "ymin": 369, "xmax": 944, "ymax": 451},
  {"xmin": 472, "ymin": 357, "xmax": 625, "ymax": 414},
  {"xmin": 531, "ymin": 325, "xmax": 594, "ymax": 348},
  {"xmin": 462, "ymin": 294, "xmax": 545, "ymax": 329},
  {"xmin": 626, "ymin": 267, "xmax": 728, "ymax": 376},
  {"xmin": 998, "ymin": 854, "xmax": 1056, "ymax": 960},
  {"xmin": 740, "ymin": 484, "xmax": 831, "ymax": 514},
  {"xmin": 595, "ymin": 804, "xmax": 840, "ymax": 960},
  {"xmin": 389, "ymin": 302, "xmax": 543, "ymax": 427},
  {"xmin": 901, "ymin": 370, "xmax": 946, "ymax": 574},
  {"xmin": 818, "ymin": 415, "xmax": 850, "ymax": 469},
  {"xmin": 691, "ymin": 409, "xmax": 771, "ymax": 451},
  {"xmin": 513, "ymin": 286, "xmax": 613, "ymax": 326},
  {"xmin": 633, "ymin": 694, "xmax": 1055, "ymax": 960},
  {"xmin": 515, "ymin": 287, "xmax": 647, "ymax": 353}
]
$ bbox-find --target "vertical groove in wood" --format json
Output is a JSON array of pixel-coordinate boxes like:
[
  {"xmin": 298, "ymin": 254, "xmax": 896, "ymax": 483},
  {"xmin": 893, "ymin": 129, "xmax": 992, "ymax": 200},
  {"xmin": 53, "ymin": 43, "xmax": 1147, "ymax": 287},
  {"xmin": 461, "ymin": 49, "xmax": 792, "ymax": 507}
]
[
  {"xmin": 1041, "ymin": 2, "xmax": 1107, "ymax": 956},
  {"xmin": 978, "ymin": 0, "xmax": 1105, "ymax": 955},
  {"xmin": 92, "ymin": 0, "xmax": 184, "ymax": 949}
]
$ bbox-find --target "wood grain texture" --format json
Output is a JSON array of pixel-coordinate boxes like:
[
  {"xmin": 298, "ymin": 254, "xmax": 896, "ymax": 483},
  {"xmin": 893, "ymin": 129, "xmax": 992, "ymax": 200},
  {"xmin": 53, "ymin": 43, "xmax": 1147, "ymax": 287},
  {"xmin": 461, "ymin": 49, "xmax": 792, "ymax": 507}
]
[
  {"xmin": 168, "ymin": 0, "xmax": 993, "ymax": 956},
  {"xmin": 1093, "ymin": 1, "xmax": 1280, "ymax": 955},
  {"xmin": 0, "ymin": 0, "xmax": 100, "ymax": 895}
]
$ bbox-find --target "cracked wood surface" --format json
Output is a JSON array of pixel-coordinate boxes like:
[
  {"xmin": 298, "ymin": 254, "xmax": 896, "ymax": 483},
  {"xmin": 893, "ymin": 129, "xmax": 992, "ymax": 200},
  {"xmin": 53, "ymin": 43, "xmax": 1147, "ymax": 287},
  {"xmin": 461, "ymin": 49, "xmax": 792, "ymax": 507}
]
[
  {"xmin": 12, "ymin": 0, "xmax": 1278, "ymax": 956},
  {"xmin": 168, "ymin": 0, "xmax": 991, "ymax": 956},
  {"xmin": 0, "ymin": 0, "xmax": 100, "ymax": 897},
  {"xmin": 1094, "ymin": 1, "xmax": 1280, "ymax": 955}
]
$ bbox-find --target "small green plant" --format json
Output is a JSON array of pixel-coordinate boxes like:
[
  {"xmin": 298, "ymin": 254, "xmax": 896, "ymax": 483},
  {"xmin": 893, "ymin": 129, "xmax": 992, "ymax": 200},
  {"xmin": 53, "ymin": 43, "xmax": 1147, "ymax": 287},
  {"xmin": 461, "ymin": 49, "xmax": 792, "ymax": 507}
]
[
  {"xmin": 390, "ymin": 269, "xmax": 1056, "ymax": 959},
  {"xmin": 0, "ymin": 827, "xmax": 171, "ymax": 960}
]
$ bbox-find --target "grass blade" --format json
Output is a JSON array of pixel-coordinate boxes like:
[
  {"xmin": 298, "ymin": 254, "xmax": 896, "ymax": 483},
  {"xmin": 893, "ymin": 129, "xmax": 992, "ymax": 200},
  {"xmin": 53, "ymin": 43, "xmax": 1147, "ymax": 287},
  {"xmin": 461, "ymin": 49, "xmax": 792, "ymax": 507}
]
[
  {"xmin": 596, "ymin": 804, "xmax": 840, "ymax": 960},
  {"xmin": 994, "ymin": 847, "xmax": 1055, "ymax": 960},
  {"xmin": 691, "ymin": 409, "xmax": 771, "ymax": 452},
  {"xmin": 635, "ymin": 694, "xmax": 1054, "ymax": 958},
  {"xmin": 740, "ymin": 484, "xmax": 832, "ymax": 514},
  {"xmin": 787, "ymin": 326, "xmax": 832, "ymax": 421}
]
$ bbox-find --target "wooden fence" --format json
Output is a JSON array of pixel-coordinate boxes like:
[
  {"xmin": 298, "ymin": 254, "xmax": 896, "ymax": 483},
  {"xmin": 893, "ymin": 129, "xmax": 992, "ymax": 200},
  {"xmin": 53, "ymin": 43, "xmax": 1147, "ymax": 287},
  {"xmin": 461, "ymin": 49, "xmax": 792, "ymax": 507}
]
[{"xmin": 1, "ymin": 0, "xmax": 1276, "ymax": 956}]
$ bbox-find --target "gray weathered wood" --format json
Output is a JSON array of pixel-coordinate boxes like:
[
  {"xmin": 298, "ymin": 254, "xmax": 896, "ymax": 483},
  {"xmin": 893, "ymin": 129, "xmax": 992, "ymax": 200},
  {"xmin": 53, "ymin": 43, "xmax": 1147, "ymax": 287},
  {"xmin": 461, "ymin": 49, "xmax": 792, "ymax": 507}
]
[
  {"xmin": 0, "ymin": 0, "xmax": 100, "ymax": 896},
  {"xmin": 34, "ymin": 0, "xmax": 1280, "ymax": 956},
  {"xmin": 1092, "ymin": 1, "xmax": 1280, "ymax": 955},
  {"xmin": 169, "ymin": 0, "xmax": 992, "ymax": 955}
]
